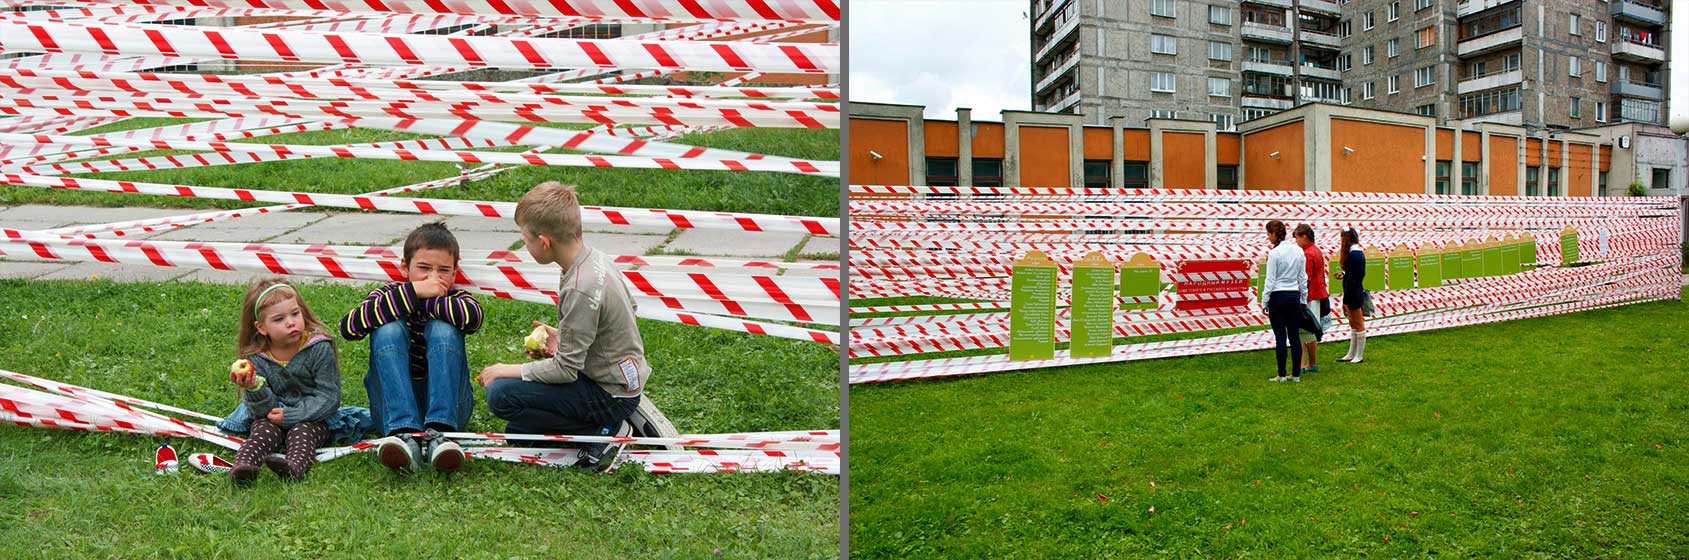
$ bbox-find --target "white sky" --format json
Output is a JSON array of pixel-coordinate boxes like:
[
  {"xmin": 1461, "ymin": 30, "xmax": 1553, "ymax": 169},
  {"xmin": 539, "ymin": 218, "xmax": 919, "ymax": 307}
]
[
  {"xmin": 848, "ymin": 0, "xmax": 1031, "ymax": 121},
  {"xmin": 1671, "ymin": 5, "xmax": 1686, "ymax": 124}
]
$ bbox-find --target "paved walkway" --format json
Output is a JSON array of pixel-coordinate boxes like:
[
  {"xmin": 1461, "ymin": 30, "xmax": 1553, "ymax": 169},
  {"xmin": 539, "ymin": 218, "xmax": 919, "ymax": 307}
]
[{"xmin": 0, "ymin": 205, "xmax": 839, "ymax": 285}]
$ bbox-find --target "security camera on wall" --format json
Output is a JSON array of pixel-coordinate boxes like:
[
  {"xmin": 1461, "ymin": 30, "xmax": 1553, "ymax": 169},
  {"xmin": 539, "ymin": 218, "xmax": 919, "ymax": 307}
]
[{"xmin": 1670, "ymin": 115, "xmax": 1689, "ymax": 136}]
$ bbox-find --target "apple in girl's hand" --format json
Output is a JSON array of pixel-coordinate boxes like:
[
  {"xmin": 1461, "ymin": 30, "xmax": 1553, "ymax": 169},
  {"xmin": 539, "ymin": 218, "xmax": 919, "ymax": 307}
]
[
  {"xmin": 523, "ymin": 324, "xmax": 548, "ymax": 353},
  {"xmin": 229, "ymin": 359, "xmax": 255, "ymax": 387}
]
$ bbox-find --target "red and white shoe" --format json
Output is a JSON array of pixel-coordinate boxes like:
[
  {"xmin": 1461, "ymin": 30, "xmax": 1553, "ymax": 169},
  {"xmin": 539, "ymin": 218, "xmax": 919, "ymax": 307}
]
[
  {"xmin": 154, "ymin": 442, "xmax": 179, "ymax": 474},
  {"xmin": 187, "ymin": 453, "xmax": 235, "ymax": 474}
]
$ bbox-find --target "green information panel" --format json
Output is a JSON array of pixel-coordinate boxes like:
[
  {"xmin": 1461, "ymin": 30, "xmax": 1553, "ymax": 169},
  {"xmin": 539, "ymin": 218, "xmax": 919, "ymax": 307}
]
[
  {"xmin": 1009, "ymin": 251, "xmax": 1058, "ymax": 361},
  {"xmin": 1482, "ymin": 240, "xmax": 1502, "ymax": 277},
  {"xmin": 1118, "ymin": 252, "xmax": 1160, "ymax": 311},
  {"xmin": 1444, "ymin": 243, "xmax": 1464, "ymax": 279},
  {"xmin": 1560, "ymin": 227, "xmax": 1579, "ymax": 265},
  {"xmin": 1069, "ymin": 252, "xmax": 1116, "ymax": 359},
  {"xmin": 1386, "ymin": 250, "xmax": 1415, "ymax": 290},
  {"xmin": 1463, "ymin": 245, "xmax": 1483, "ymax": 278},
  {"xmin": 1417, "ymin": 250, "xmax": 1442, "ymax": 288},
  {"xmin": 1363, "ymin": 252, "xmax": 1386, "ymax": 292},
  {"xmin": 1250, "ymin": 259, "xmax": 1267, "ymax": 299},
  {"xmin": 1523, "ymin": 237, "xmax": 1538, "ymax": 267},
  {"xmin": 1327, "ymin": 251, "xmax": 1344, "ymax": 297},
  {"xmin": 1501, "ymin": 239, "xmax": 1521, "ymax": 275}
]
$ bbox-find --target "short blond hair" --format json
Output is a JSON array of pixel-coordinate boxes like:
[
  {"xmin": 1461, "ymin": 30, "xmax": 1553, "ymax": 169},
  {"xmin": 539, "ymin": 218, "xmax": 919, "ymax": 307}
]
[{"xmin": 515, "ymin": 181, "xmax": 582, "ymax": 245}]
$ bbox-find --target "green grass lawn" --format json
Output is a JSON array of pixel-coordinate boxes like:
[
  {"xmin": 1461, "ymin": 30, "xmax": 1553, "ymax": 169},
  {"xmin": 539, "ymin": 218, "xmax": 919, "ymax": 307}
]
[
  {"xmin": 2, "ymin": 120, "xmax": 838, "ymax": 217},
  {"xmin": 847, "ymin": 289, "xmax": 1689, "ymax": 558},
  {"xmin": 0, "ymin": 280, "xmax": 839, "ymax": 559}
]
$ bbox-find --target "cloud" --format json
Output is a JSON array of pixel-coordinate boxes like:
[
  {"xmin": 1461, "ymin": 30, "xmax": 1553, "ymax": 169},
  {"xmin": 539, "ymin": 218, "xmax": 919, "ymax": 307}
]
[{"xmin": 848, "ymin": 0, "xmax": 1031, "ymax": 120}]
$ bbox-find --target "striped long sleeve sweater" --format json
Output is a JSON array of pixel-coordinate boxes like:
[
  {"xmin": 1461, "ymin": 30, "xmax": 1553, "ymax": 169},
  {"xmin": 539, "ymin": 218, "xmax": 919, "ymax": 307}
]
[{"xmin": 339, "ymin": 281, "xmax": 484, "ymax": 380}]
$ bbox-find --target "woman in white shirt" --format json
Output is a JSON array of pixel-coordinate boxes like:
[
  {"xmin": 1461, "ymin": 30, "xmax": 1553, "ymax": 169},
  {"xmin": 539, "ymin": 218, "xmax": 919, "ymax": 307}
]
[{"xmin": 1261, "ymin": 220, "xmax": 1308, "ymax": 382}]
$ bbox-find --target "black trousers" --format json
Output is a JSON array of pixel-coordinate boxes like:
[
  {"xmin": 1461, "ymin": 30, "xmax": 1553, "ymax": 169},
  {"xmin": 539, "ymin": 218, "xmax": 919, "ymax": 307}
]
[{"xmin": 1267, "ymin": 291, "xmax": 1304, "ymax": 378}]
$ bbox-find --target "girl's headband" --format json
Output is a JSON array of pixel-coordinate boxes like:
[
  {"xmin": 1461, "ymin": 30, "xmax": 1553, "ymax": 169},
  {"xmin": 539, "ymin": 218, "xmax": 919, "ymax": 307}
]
[{"xmin": 254, "ymin": 283, "xmax": 294, "ymax": 316}]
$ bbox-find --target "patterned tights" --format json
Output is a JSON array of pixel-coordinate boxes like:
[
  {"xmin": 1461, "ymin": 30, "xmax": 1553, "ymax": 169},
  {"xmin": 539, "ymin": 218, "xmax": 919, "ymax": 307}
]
[{"xmin": 233, "ymin": 419, "xmax": 329, "ymax": 480}]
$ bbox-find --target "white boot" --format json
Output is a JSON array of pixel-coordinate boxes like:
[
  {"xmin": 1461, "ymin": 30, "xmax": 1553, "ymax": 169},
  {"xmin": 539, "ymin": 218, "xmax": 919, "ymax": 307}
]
[
  {"xmin": 1351, "ymin": 331, "xmax": 1366, "ymax": 363},
  {"xmin": 1338, "ymin": 334, "xmax": 1357, "ymax": 362}
]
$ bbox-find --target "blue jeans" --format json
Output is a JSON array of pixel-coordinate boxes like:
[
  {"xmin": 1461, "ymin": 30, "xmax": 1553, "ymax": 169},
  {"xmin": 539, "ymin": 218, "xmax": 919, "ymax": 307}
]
[
  {"xmin": 485, "ymin": 377, "xmax": 639, "ymax": 436},
  {"xmin": 365, "ymin": 320, "xmax": 473, "ymax": 436}
]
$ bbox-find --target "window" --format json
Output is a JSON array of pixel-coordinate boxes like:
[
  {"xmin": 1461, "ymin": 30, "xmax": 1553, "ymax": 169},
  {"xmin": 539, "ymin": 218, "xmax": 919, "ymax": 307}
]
[
  {"xmin": 1387, "ymin": 39, "xmax": 1400, "ymax": 58},
  {"xmin": 1247, "ymin": 46, "xmax": 1271, "ymax": 63},
  {"xmin": 1415, "ymin": 0, "xmax": 1432, "ymax": 10},
  {"xmin": 1152, "ymin": 34, "xmax": 1178, "ymax": 55},
  {"xmin": 1388, "ymin": 1, "xmax": 1399, "ymax": 21},
  {"xmin": 1569, "ymin": 56, "xmax": 1580, "ymax": 78},
  {"xmin": 1363, "ymin": 11, "xmax": 1375, "ymax": 30},
  {"xmin": 1415, "ymin": 66, "xmax": 1434, "ymax": 87},
  {"xmin": 1210, "ymin": 5, "xmax": 1232, "ymax": 25},
  {"xmin": 1416, "ymin": 104, "xmax": 1436, "ymax": 117},
  {"xmin": 1151, "ymin": 72, "xmax": 1176, "ymax": 93},
  {"xmin": 1123, "ymin": 162, "xmax": 1149, "ymax": 188},
  {"xmin": 1503, "ymin": 53, "xmax": 1521, "ymax": 72},
  {"xmin": 1209, "ymin": 77, "xmax": 1231, "ymax": 97},
  {"xmin": 1362, "ymin": 81, "xmax": 1375, "ymax": 99},
  {"xmin": 925, "ymin": 157, "xmax": 958, "ymax": 186},
  {"xmin": 1244, "ymin": 108, "xmax": 1277, "ymax": 121},
  {"xmin": 1388, "ymin": 75, "xmax": 1400, "ymax": 94},
  {"xmin": 1213, "ymin": 113, "xmax": 1235, "ymax": 131},
  {"xmin": 1526, "ymin": 166, "xmax": 1540, "ymax": 196},
  {"xmin": 1218, "ymin": 165, "xmax": 1239, "ymax": 190},
  {"xmin": 1595, "ymin": 61, "xmax": 1607, "ymax": 82},
  {"xmin": 1652, "ymin": 168, "xmax": 1671, "ymax": 191},
  {"xmin": 1596, "ymin": 21, "xmax": 1607, "ymax": 42},
  {"xmin": 1244, "ymin": 73, "xmax": 1290, "ymax": 97},
  {"xmin": 1435, "ymin": 160, "xmax": 1452, "ymax": 195},
  {"xmin": 1570, "ymin": 97, "xmax": 1581, "ymax": 118},
  {"xmin": 1242, "ymin": 5, "xmax": 1285, "ymax": 26},
  {"xmin": 1339, "ymin": 20, "xmax": 1351, "ymax": 38},
  {"xmin": 1339, "ymin": 53, "xmax": 1352, "ymax": 71},
  {"xmin": 1083, "ymin": 160, "xmax": 1110, "ymax": 189},
  {"xmin": 1461, "ymin": 162, "xmax": 1479, "ymax": 195},
  {"xmin": 974, "ymin": 158, "xmax": 1004, "ymax": 188},
  {"xmin": 1618, "ymin": 65, "xmax": 1630, "ymax": 83},
  {"xmin": 1459, "ymin": 87, "xmax": 1521, "ymax": 117},
  {"xmin": 1417, "ymin": 26, "xmax": 1434, "ymax": 48},
  {"xmin": 1152, "ymin": 0, "xmax": 1176, "ymax": 18},
  {"xmin": 1600, "ymin": 171, "xmax": 1608, "ymax": 194},
  {"xmin": 1362, "ymin": 46, "xmax": 1374, "ymax": 65},
  {"xmin": 1569, "ymin": 14, "xmax": 1580, "ymax": 36},
  {"xmin": 1596, "ymin": 101, "xmax": 1607, "ymax": 122},
  {"xmin": 1547, "ymin": 168, "xmax": 1560, "ymax": 197},
  {"xmin": 1209, "ymin": 41, "xmax": 1232, "ymax": 61}
]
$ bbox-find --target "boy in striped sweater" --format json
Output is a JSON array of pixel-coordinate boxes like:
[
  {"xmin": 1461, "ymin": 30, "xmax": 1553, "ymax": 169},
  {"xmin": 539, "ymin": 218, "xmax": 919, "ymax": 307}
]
[{"xmin": 340, "ymin": 222, "xmax": 485, "ymax": 473}]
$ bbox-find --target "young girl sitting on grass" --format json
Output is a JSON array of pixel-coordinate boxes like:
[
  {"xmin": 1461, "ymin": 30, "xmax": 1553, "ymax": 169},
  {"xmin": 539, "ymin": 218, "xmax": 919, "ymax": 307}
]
[{"xmin": 225, "ymin": 278, "xmax": 342, "ymax": 486}]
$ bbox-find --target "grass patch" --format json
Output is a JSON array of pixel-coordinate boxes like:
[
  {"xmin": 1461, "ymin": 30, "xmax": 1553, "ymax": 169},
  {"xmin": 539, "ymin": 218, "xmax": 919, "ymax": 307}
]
[
  {"xmin": 847, "ymin": 289, "xmax": 1689, "ymax": 558},
  {"xmin": 0, "ymin": 279, "xmax": 838, "ymax": 558},
  {"xmin": 2, "ymin": 120, "xmax": 838, "ymax": 217}
]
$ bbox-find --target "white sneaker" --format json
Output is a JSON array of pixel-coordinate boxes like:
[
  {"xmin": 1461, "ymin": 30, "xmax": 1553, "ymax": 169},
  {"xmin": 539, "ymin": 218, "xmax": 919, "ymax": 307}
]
[
  {"xmin": 374, "ymin": 435, "xmax": 422, "ymax": 472},
  {"xmin": 428, "ymin": 435, "xmax": 464, "ymax": 472}
]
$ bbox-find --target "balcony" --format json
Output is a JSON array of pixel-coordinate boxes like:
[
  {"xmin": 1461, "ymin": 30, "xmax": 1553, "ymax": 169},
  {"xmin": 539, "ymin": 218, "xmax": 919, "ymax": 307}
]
[
  {"xmin": 1456, "ymin": 26, "xmax": 1522, "ymax": 57},
  {"xmin": 1033, "ymin": 53, "xmax": 1080, "ymax": 95},
  {"xmin": 1301, "ymin": 93, "xmax": 1345, "ymax": 105},
  {"xmin": 1612, "ymin": 80, "xmax": 1664, "ymax": 100},
  {"xmin": 1243, "ymin": 0, "xmax": 1292, "ymax": 8},
  {"xmin": 1300, "ymin": 64, "xmax": 1341, "ymax": 81},
  {"xmin": 1243, "ymin": 59, "xmax": 1294, "ymax": 76},
  {"xmin": 1242, "ymin": 21, "xmax": 1293, "ymax": 44},
  {"xmin": 1456, "ymin": 68, "xmax": 1521, "ymax": 94},
  {"xmin": 1241, "ymin": 95, "xmax": 1294, "ymax": 110},
  {"xmin": 1612, "ymin": 39, "xmax": 1666, "ymax": 64},
  {"xmin": 1032, "ymin": 0, "xmax": 1071, "ymax": 33},
  {"xmin": 1048, "ymin": 89, "xmax": 1082, "ymax": 113},
  {"xmin": 1611, "ymin": 1, "xmax": 1667, "ymax": 26},
  {"xmin": 1463, "ymin": 110, "xmax": 1522, "ymax": 126},
  {"xmin": 1456, "ymin": 0, "xmax": 1520, "ymax": 18},
  {"xmin": 1300, "ymin": 29, "xmax": 1340, "ymax": 49},
  {"xmin": 1032, "ymin": 13, "xmax": 1081, "ymax": 62},
  {"xmin": 1299, "ymin": 0, "xmax": 1340, "ymax": 16}
]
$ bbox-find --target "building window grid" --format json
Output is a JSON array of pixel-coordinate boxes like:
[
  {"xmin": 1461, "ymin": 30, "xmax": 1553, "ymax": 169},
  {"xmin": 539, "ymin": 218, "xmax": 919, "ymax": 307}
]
[
  {"xmin": 1152, "ymin": 34, "xmax": 1178, "ymax": 55},
  {"xmin": 1387, "ymin": 39, "xmax": 1400, "ymax": 58},
  {"xmin": 1596, "ymin": 21, "xmax": 1607, "ymax": 42},
  {"xmin": 1209, "ymin": 77, "xmax": 1232, "ymax": 98},
  {"xmin": 1415, "ymin": 66, "xmax": 1434, "ymax": 87},
  {"xmin": 1417, "ymin": 26, "xmax": 1434, "ymax": 49},
  {"xmin": 1210, "ymin": 5, "xmax": 1232, "ymax": 25},
  {"xmin": 1458, "ymin": 87, "xmax": 1521, "ymax": 117},
  {"xmin": 1388, "ymin": 75, "xmax": 1400, "ymax": 94},
  {"xmin": 1569, "ymin": 14, "xmax": 1580, "ymax": 36},
  {"xmin": 1210, "ymin": 41, "xmax": 1232, "ymax": 61},
  {"xmin": 1570, "ymin": 97, "xmax": 1581, "ymax": 119},
  {"xmin": 1388, "ymin": 2, "xmax": 1399, "ymax": 21},
  {"xmin": 1458, "ymin": 6, "xmax": 1521, "ymax": 41},
  {"xmin": 1362, "ymin": 46, "xmax": 1374, "ymax": 65},
  {"xmin": 1151, "ymin": 0, "xmax": 1176, "ymax": 18},
  {"xmin": 1362, "ymin": 81, "xmax": 1375, "ymax": 99},
  {"xmin": 1569, "ymin": 56, "xmax": 1580, "ymax": 78},
  {"xmin": 1595, "ymin": 61, "xmax": 1607, "ymax": 82},
  {"xmin": 1152, "ymin": 72, "xmax": 1176, "ymax": 93},
  {"xmin": 1596, "ymin": 101, "xmax": 1607, "ymax": 122}
]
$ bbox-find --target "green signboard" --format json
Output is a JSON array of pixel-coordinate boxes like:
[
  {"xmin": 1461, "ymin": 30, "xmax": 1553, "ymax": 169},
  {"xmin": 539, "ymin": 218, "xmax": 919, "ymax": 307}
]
[
  {"xmin": 1418, "ymin": 250, "xmax": 1442, "ymax": 288},
  {"xmin": 1444, "ymin": 243, "xmax": 1464, "ymax": 279},
  {"xmin": 1482, "ymin": 241, "xmax": 1502, "ymax": 277},
  {"xmin": 1118, "ymin": 253, "xmax": 1160, "ymax": 311},
  {"xmin": 1009, "ymin": 251, "xmax": 1058, "ymax": 361},
  {"xmin": 1327, "ymin": 252, "xmax": 1344, "ymax": 297},
  {"xmin": 1523, "ymin": 237, "xmax": 1538, "ymax": 267},
  {"xmin": 1560, "ymin": 227, "xmax": 1579, "ymax": 265},
  {"xmin": 1386, "ymin": 252, "xmax": 1415, "ymax": 290},
  {"xmin": 1069, "ymin": 252, "xmax": 1116, "ymax": 359},
  {"xmin": 1463, "ymin": 245, "xmax": 1483, "ymax": 278},
  {"xmin": 1501, "ymin": 240, "xmax": 1521, "ymax": 275},
  {"xmin": 1363, "ymin": 252, "xmax": 1386, "ymax": 292}
]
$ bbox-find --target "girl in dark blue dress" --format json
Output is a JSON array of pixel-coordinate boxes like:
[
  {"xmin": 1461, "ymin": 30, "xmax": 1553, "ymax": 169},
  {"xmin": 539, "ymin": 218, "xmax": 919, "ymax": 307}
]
[{"xmin": 1337, "ymin": 228, "xmax": 1368, "ymax": 363}]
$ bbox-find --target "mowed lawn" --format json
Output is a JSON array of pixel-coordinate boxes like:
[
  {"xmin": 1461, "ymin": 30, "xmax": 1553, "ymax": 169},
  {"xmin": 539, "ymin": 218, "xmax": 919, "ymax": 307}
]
[
  {"xmin": 848, "ymin": 289, "xmax": 1689, "ymax": 558},
  {"xmin": 0, "ymin": 119, "xmax": 839, "ymax": 217},
  {"xmin": 0, "ymin": 280, "xmax": 839, "ymax": 559}
]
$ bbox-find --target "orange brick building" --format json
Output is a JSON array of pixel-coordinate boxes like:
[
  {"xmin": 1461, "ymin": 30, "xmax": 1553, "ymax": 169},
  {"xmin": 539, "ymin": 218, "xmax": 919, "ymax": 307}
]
[{"xmin": 852, "ymin": 101, "xmax": 1623, "ymax": 197}]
